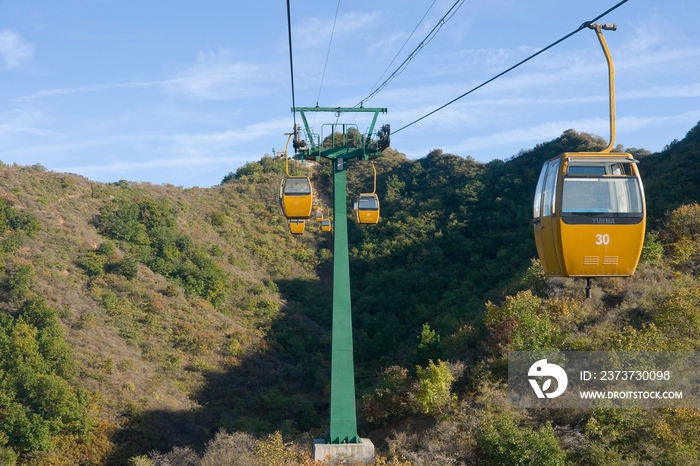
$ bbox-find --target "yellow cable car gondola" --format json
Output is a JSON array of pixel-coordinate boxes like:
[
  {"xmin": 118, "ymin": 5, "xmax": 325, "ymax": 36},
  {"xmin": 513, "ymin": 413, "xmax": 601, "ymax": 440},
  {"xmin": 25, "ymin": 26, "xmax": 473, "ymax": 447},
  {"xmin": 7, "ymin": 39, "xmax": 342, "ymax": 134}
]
[
  {"xmin": 280, "ymin": 177, "xmax": 313, "ymax": 219},
  {"xmin": 288, "ymin": 219, "xmax": 306, "ymax": 235},
  {"xmin": 315, "ymin": 212, "xmax": 324, "ymax": 222},
  {"xmin": 353, "ymin": 161, "xmax": 380, "ymax": 224},
  {"xmin": 321, "ymin": 218, "xmax": 332, "ymax": 232},
  {"xmin": 532, "ymin": 24, "xmax": 646, "ymax": 296},
  {"xmin": 279, "ymin": 133, "xmax": 314, "ymax": 221}
]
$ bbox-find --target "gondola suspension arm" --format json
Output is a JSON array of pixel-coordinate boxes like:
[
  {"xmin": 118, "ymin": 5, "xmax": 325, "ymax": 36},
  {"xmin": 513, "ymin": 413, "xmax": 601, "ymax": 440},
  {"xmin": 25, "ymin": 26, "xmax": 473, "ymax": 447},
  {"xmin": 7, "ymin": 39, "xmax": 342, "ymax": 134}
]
[{"xmin": 589, "ymin": 23, "xmax": 618, "ymax": 153}]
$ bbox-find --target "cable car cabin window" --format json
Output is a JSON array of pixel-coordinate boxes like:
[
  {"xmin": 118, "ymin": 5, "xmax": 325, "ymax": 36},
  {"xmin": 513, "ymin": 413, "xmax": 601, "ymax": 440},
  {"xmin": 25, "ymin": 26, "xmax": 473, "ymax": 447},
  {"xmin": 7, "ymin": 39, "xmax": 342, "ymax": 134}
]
[
  {"xmin": 567, "ymin": 166, "xmax": 606, "ymax": 175},
  {"xmin": 561, "ymin": 177, "xmax": 643, "ymax": 224},
  {"xmin": 283, "ymin": 178, "xmax": 312, "ymax": 195},
  {"xmin": 566, "ymin": 162, "xmax": 633, "ymax": 176},
  {"xmin": 542, "ymin": 159, "xmax": 559, "ymax": 217},
  {"xmin": 533, "ymin": 164, "xmax": 547, "ymax": 220},
  {"xmin": 358, "ymin": 196, "xmax": 378, "ymax": 210}
]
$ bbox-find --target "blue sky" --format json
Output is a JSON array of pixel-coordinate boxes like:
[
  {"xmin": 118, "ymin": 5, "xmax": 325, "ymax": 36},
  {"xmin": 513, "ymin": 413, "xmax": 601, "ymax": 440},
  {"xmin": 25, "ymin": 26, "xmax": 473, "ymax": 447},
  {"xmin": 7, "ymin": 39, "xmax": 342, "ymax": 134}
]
[{"xmin": 1, "ymin": 0, "xmax": 699, "ymax": 187}]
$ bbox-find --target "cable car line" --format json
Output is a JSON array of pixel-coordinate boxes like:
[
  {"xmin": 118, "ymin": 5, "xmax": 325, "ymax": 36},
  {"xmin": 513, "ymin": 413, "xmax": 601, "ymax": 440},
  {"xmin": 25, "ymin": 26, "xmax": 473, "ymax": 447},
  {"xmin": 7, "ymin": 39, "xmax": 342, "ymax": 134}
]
[
  {"xmin": 317, "ymin": 0, "xmax": 342, "ymax": 107},
  {"xmin": 359, "ymin": 0, "xmax": 437, "ymax": 107},
  {"xmin": 392, "ymin": 0, "xmax": 630, "ymax": 135},
  {"xmin": 285, "ymin": 0, "xmax": 298, "ymax": 136},
  {"xmin": 355, "ymin": 0, "xmax": 465, "ymax": 108}
]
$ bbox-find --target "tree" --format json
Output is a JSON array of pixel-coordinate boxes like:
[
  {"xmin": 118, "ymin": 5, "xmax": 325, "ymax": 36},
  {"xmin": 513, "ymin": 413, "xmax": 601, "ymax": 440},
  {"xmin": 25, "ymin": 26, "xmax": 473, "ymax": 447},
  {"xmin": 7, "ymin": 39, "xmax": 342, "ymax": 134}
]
[{"xmin": 414, "ymin": 360, "xmax": 455, "ymax": 416}]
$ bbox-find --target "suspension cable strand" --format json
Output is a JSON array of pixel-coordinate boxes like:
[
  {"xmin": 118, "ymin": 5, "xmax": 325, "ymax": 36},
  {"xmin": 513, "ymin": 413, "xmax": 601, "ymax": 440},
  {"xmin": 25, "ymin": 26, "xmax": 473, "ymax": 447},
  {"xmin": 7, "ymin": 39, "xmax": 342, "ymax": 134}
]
[
  {"xmin": 357, "ymin": 0, "xmax": 465, "ymax": 107},
  {"xmin": 393, "ymin": 0, "xmax": 630, "ymax": 134},
  {"xmin": 359, "ymin": 0, "xmax": 437, "ymax": 108},
  {"xmin": 317, "ymin": 0, "xmax": 342, "ymax": 107},
  {"xmin": 286, "ymin": 0, "xmax": 297, "ymax": 136}
]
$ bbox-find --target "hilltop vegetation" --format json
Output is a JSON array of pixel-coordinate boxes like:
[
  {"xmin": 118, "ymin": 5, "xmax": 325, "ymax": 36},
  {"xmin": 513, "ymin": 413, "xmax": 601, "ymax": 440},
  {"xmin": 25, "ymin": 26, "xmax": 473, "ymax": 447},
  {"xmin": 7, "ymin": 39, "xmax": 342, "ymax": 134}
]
[{"xmin": 0, "ymin": 122, "xmax": 699, "ymax": 464}]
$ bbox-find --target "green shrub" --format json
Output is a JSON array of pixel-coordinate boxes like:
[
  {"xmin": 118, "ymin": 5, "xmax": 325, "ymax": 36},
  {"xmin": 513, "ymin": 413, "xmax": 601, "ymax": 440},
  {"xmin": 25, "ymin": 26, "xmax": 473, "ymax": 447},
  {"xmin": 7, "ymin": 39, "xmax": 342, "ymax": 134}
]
[
  {"xmin": 234, "ymin": 162, "xmax": 264, "ymax": 181},
  {"xmin": 520, "ymin": 258, "xmax": 546, "ymax": 296},
  {"xmin": 0, "ymin": 446, "xmax": 19, "ymax": 466},
  {"xmin": 94, "ymin": 197, "xmax": 229, "ymax": 306},
  {"xmin": 0, "ymin": 295, "xmax": 90, "ymax": 456},
  {"xmin": 414, "ymin": 359, "xmax": 455, "ymax": 416},
  {"xmin": 661, "ymin": 204, "xmax": 700, "ymax": 267},
  {"xmin": 207, "ymin": 210, "xmax": 227, "ymax": 226},
  {"xmin": 96, "ymin": 240, "xmax": 116, "ymax": 256},
  {"xmin": 411, "ymin": 323, "xmax": 443, "ymax": 367},
  {"xmin": 78, "ymin": 252, "xmax": 105, "ymax": 277},
  {"xmin": 110, "ymin": 255, "xmax": 139, "ymax": 279},
  {"xmin": 640, "ymin": 231, "xmax": 663, "ymax": 265},
  {"xmin": 7, "ymin": 264, "xmax": 33, "ymax": 299},
  {"xmin": 651, "ymin": 284, "xmax": 700, "ymax": 349},
  {"xmin": 485, "ymin": 291, "xmax": 566, "ymax": 352},
  {"xmin": 477, "ymin": 412, "xmax": 566, "ymax": 466},
  {"xmin": 0, "ymin": 198, "xmax": 40, "ymax": 237},
  {"xmin": 362, "ymin": 366, "xmax": 413, "ymax": 426}
]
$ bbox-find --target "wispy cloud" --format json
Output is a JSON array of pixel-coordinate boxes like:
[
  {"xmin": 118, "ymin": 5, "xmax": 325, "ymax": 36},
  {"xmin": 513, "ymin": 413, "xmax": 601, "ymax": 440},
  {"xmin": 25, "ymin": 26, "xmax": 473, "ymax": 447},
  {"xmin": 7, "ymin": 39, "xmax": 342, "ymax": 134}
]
[
  {"xmin": 444, "ymin": 111, "xmax": 700, "ymax": 156},
  {"xmin": 163, "ymin": 49, "xmax": 273, "ymax": 99},
  {"xmin": 454, "ymin": 119, "xmax": 599, "ymax": 152},
  {"xmin": 0, "ymin": 30, "xmax": 35, "ymax": 67},
  {"xmin": 15, "ymin": 49, "xmax": 275, "ymax": 102},
  {"xmin": 294, "ymin": 12, "xmax": 380, "ymax": 49},
  {"xmin": 0, "ymin": 108, "xmax": 61, "ymax": 138},
  {"xmin": 621, "ymin": 83, "xmax": 700, "ymax": 100},
  {"xmin": 3, "ymin": 116, "xmax": 290, "ymax": 167},
  {"xmin": 55, "ymin": 155, "xmax": 247, "ymax": 177},
  {"xmin": 167, "ymin": 117, "xmax": 290, "ymax": 155},
  {"xmin": 15, "ymin": 81, "xmax": 161, "ymax": 101}
]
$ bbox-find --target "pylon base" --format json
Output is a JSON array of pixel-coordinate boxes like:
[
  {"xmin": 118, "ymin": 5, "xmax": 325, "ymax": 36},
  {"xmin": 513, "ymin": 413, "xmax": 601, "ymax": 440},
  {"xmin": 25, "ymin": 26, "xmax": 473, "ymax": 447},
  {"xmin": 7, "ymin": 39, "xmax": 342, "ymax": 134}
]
[{"xmin": 313, "ymin": 438, "xmax": 375, "ymax": 464}]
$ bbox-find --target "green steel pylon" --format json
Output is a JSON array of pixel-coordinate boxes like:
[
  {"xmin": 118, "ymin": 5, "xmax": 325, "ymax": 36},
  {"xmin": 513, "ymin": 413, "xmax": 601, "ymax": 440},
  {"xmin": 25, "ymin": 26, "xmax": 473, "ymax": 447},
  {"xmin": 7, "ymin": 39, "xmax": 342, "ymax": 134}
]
[
  {"xmin": 329, "ymin": 156, "xmax": 357, "ymax": 443},
  {"xmin": 292, "ymin": 107, "xmax": 389, "ymax": 444}
]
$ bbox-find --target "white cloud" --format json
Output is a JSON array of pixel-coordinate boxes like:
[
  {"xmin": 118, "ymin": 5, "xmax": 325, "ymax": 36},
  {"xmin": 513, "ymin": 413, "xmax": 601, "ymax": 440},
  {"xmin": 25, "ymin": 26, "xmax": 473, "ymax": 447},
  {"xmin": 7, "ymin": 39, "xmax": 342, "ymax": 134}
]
[
  {"xmin": 294, "ymin": 12, "xmax": 380, "ymax": 49},
  {"xmin": 620, "ymin": 83, "xmax": 700, "ymax": 100},
  {"xmin": 616, "ymin": 111, "xmax": 700, "ymax": 133},
  {"xmin": 440, "ymin": 111, "xmax": 700, "ymax": 157},
  {"xmin": 453, "ymin": 119, "xmax": 599, "ymax": 152},
  {"xmin": 163, "ymin": 50, "xmax": 271, "ymax": 100},
  {"xmin": 0, "ymin": 30, "xmax": 35, "ymax": 67},
  {"xmin": 56, "ymin": 155, "xmax": 246, "ymax": 177},
  {"xmin": 15, "ymin": 50, "xmax": 276, "ymax": 102},
  {"xmin": 2, "ymin": 116, "xmax": 290, "ymax": 169},
  {"xmin": 0, "ymin": 108, "xmax": 60, "ymax": 138},
  {"xmin": 166, "ymin": 117, "xmax": 290, "ymax": 155},
  {"xmin": 15, "ymin": 81, "xmax": 160, "ymax": 101}
]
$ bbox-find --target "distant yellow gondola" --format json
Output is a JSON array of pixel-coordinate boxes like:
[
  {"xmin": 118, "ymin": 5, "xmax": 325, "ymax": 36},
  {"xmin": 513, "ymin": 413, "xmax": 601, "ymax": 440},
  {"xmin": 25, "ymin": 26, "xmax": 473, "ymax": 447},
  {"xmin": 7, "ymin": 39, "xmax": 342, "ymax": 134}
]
[
  {"xmin": 321, "ymin": 219, "xmax": 332, "ymax": 232},
  {"xmin": 288, "ymin": 219, "xmax": 305, "ymax": 235},
  {"xmin": 279, "ymin": 176, "xmax": 313, "ymax": 220},
  {"xmin": 353, "ymin": 161, "xmax": 380, "ymax": 225},
  {"xmin": 353, "ymin": 193, "xmax": 380, "ymax": 224},
  {"xmin": 315, "ymin": 212, "xmax": 324, "ymax": 222},
  {"xmin": 279, "ymin": 132, "xmax": 314, "ymax": 222}
]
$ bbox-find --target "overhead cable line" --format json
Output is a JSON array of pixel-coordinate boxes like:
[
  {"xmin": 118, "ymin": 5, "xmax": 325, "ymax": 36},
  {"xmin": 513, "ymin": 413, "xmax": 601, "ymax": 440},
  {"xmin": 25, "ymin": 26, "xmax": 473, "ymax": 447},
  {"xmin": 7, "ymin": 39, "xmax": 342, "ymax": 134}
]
[
  {"xmin": 317, "ymin": 0, "xmax": 342, "ymax": 107},
  {"xmin": 286, "ymin": 0, "xmax": 297, "ymax": 134},
  {"xmin": 356, "ymin": 0, "xmax": 465, "ymax": 107},
  {"xmin": 393, "ymin": 0, "xmax": 630, "ymax": 134},
  {"xmin": 360, "ymin": 0, "xmax": 437, "ymax": 106}
]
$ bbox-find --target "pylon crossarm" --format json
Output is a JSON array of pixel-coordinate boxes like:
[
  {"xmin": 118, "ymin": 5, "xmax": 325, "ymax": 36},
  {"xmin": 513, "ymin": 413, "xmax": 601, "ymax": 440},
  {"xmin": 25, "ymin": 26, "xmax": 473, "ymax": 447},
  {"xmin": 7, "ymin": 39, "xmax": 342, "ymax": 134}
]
[{"xmin": 292, "ymin": 107, "xmax": 388, "ymax": 160}]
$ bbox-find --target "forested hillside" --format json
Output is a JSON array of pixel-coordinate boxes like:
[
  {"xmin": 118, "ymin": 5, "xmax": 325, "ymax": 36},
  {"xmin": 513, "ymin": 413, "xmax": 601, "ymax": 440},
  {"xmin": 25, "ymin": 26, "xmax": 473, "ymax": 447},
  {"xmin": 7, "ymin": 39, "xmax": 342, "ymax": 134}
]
[{"xmin": 0, "ymin": 121, "xmax": 700, "ymax": 465}]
